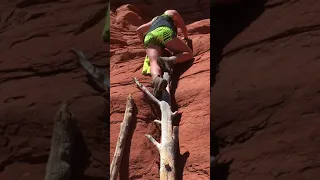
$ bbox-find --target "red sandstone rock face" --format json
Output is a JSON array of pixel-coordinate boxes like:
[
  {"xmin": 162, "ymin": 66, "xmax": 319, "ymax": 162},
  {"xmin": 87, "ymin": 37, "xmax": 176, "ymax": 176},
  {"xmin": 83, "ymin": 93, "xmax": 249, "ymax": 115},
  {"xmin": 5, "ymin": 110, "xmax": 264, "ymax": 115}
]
[
  {"xmin": 110, "ymin": 1, "xmax": 210, "ymax": 180},
  {"xmin": 0, "ymin": 1, "xmax": 108, "ymax": 179},
  {"xmin": 212, "ymin": 0, "xmax": 320, "ymax": 179}
]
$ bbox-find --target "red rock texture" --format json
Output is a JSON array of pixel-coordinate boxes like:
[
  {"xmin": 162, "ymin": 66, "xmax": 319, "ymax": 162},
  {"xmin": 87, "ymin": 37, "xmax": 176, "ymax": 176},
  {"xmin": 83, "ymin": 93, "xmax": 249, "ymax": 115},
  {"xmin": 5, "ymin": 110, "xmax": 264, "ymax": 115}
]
[
  {"xmin": 0, "ymin": 0, "xmax": 109, "ymax": 179},
  {"xmin": 110, "ymin": 1, "xmax": 210, "ymax": 179},
  {"xmin": 212, "ymin": 0, "xmax": 320, "ymax": 179}
]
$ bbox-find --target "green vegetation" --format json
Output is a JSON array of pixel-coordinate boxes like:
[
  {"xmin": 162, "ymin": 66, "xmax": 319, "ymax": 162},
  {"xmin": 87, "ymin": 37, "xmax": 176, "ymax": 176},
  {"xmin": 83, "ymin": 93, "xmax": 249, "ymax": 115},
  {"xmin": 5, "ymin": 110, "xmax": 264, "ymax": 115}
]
[{"xmin": 102, "ymin": 1, "xmax": 110, "ymax": 43}]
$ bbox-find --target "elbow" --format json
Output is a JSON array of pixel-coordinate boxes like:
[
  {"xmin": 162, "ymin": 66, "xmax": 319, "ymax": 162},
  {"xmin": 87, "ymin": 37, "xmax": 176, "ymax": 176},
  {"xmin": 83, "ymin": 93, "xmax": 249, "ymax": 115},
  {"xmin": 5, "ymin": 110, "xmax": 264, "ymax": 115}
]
[{"xmin": 136, "ymin": 26, "xmax": 145, "ymax": 38}]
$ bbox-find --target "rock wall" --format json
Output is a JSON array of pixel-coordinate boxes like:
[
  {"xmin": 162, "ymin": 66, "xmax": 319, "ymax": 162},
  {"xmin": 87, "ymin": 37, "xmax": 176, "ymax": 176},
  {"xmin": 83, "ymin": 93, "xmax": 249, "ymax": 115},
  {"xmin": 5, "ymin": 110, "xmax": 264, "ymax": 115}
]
[{"xmin": 110, "ymin": 1, "xmax": 210, "ymax": 179}]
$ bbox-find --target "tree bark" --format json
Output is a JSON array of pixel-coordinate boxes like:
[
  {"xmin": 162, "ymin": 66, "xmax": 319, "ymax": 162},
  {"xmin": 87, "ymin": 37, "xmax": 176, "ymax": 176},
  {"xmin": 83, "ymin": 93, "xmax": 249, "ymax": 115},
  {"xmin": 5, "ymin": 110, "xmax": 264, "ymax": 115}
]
[
  {"xmin": 45, "ymin": 101, "xmax": 77, "ymax": 180},
  {"xmin": 133, "ymin": 72, "xmax": 178, "ymax": 180},
  {"xmin": 110, "ymin": 94, "xmax": 135, "ymax": 180},
  {"xmin": 71, "ymin": 49, "xmax": 109, "ymax": 94}
]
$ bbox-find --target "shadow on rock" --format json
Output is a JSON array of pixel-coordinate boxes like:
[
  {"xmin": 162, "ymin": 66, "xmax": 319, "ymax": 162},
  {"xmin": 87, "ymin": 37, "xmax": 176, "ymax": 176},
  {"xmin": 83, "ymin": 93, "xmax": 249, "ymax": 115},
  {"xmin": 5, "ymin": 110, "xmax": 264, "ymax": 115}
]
[
  {"xmin": 71, "ymin": 124, "xmax": 91, "ymax": 180},
  {"xmin": 171, "ymin": 59, "xmax": 195, "ymax": 113},
  {"xmin": 119, "ymin": 101, "xmax": 138, "ymax": 180},
  {"xmin": 211, "ymin": 0, "xmax": 267, "ymax": 179},
  {"xmin": 170, "ymin": 58, "xmax": 194, "ymax": 126},
  {"xmin": 210, "ymin": 131, "xmax": 229, "ymax": 157},
  {"xmin": 211, "ymin": 159, "xmax": 233, "ymax": 180},
  {"xmin": 211, "ymin": 131, "xmax": 231, "ymax": 176},
  {"xmin": 210, "ymin": 0, "xmax": 267, "ymax": 86},
  {"xmin": 176, "ymin": 151, "xmax": 190, "ymax": 180}
]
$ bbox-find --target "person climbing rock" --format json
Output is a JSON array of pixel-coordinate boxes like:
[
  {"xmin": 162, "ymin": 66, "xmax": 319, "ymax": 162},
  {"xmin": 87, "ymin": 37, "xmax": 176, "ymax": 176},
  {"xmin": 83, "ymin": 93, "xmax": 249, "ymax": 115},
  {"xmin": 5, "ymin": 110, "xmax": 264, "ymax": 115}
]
[{"xmin": 136, "ymin": 10, "xmax": 193, "ymax": 97}]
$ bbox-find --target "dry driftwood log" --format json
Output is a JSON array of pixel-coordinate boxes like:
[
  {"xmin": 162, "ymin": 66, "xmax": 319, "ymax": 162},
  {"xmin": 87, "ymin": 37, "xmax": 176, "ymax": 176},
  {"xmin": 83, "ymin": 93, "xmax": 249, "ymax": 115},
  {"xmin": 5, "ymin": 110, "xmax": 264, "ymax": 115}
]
[
  {"xmin": 110, "ymin": 94, "xmax": 134, "ymax": 180},
  {"xmin": 133, "ymin": 71, "xmax": 179, "ymax": 180},
  {"xmin": 45, "ymin": 101, "xmax": 77, "ymax": 180},
  {"xmin": 71, "ymin": 48, "xmax": 110, "ymax": 95}
]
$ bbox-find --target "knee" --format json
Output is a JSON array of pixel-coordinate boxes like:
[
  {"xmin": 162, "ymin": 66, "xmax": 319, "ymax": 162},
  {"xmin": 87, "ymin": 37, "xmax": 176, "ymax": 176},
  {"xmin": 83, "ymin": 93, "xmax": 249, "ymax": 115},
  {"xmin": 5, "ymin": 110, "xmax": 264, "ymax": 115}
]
[{"xmin": 186, "ymin": 48, "xmax": 193, "ymax": 57}]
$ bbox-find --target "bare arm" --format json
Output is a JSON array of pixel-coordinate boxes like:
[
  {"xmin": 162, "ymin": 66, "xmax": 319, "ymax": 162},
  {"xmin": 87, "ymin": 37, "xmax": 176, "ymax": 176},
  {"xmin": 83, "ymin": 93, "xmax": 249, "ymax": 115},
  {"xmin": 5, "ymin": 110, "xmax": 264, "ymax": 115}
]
[{"xmin": 165, "ymin": 10, "xmax": 188, "ymax": 39}]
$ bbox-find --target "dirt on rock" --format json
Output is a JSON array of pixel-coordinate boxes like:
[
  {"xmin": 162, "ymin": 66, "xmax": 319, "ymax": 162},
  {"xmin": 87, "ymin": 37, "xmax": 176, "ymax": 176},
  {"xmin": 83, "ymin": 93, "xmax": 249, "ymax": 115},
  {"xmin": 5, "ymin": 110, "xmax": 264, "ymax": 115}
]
[
  {"xmin": 110, "ymin": 1, "xmax": 210, "ymax": 180},
  {"xmin": 0, "ymin": 1, "xmax": 109, "ymax": 179},
  {"xmin": 212, "ymin": 0, "xmax": 320, "ymax": 180}
]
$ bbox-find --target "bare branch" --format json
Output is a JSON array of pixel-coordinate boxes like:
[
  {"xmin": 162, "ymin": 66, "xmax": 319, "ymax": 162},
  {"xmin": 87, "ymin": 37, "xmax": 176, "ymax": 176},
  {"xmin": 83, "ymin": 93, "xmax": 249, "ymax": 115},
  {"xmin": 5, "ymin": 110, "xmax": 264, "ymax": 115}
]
[
  {"xmin": 154, "ymin": 119, "xmax": 161, "ymax": 125},
  {"xmin": 71, "ymin": 48, "xmax": 109, "ymax": 93},
  {"xmin": 132, "ymin": 77, "xmax": 160, "ymax": 105},
  {"xmin": 110, "ymin": 94, "xmax": 135, "ymax": 180},
  {"xmin": 172, "ymin": 111, "xmax": 179, "ymax": 118},
  {"xmin": 145, "ymin": 134, "xmax": 160, "ymax": 151}
]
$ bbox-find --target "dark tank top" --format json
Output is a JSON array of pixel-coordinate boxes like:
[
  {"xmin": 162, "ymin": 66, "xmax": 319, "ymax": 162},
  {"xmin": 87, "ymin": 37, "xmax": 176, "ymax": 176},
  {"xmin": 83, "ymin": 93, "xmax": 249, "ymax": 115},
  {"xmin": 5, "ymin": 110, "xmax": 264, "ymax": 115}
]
[{"xmin": 147, "ymin": 15, "xmax": 177, "ymax": 34}]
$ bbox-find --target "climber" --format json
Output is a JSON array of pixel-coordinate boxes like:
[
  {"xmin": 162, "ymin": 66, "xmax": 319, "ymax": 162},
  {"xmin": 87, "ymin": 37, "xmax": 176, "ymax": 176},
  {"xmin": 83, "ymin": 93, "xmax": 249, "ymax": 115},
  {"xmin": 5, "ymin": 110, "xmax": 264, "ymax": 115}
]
[{"xmin": 136, "ymin": 10, "xmax": 193, "ymax": 97}]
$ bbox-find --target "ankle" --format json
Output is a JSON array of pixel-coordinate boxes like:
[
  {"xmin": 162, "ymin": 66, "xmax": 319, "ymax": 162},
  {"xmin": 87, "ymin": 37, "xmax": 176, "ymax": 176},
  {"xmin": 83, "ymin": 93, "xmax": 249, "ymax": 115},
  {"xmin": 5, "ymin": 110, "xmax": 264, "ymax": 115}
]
[{"xmin": 168, "ymin": 56, "xmax": 177, "ymax": 64}]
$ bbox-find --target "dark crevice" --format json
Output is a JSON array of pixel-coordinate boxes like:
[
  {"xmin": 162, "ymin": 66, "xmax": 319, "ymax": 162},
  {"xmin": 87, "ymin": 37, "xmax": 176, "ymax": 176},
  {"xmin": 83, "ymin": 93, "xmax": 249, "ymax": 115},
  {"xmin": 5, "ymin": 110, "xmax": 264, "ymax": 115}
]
[
  {"xmin": 0, "ymin": 159, "xmax": 14, "ymax": 172},
  {"xmin": 0, "ymin": 68, "xmax": 77, "ymax": 84},
  {"xmin": 27, "ymin": 12, "xmax": 46, "ymax": 21},
  {"xmin": 18, "ymin": 153, "xmax": 49, "ymax": 164},
  {"xmin": 4, "ymin": 96, "xmax": 25, "ymax": 103},
  {"xmin": 10, "ymin": 33, "xmax": 50, "ymax": 47},
  {"xmin": 70, "ymin": 123, "xmax": 92, "ymax": 180}
]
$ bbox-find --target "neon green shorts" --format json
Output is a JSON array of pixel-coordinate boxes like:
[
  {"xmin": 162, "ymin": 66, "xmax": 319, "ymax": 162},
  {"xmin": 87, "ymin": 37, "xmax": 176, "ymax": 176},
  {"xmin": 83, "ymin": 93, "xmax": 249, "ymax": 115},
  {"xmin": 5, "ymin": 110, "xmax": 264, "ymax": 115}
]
[{"xmin": 144, "ymin": 26, "xmax": 177, "ymax": 48}]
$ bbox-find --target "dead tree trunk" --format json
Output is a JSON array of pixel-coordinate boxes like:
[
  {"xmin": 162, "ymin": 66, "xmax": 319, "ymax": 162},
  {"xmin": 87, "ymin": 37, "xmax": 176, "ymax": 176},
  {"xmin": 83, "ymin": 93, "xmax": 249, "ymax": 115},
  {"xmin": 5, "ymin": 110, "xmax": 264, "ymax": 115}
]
[
  {"xmin": 45, "ymin": 101, "xmax": 77, "ymax": 180},
  {"xmin": 71, "ymin": 49, "xmax": 110, "ymax": 95},
  {"xmin": 133, "ymin": 71, "xmax": 178, "ymax": 180},
  {"xmin": 110, "ymin": 94, "xmax": 134, "ymax": 180}
]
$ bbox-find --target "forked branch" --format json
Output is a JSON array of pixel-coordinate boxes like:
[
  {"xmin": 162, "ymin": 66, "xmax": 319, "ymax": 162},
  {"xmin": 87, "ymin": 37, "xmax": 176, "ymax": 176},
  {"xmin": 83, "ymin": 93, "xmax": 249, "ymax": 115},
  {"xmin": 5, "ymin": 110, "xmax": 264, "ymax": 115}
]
[{"xmin": 133, "ymin": 77, "xmax": 160, "ymax": 105}]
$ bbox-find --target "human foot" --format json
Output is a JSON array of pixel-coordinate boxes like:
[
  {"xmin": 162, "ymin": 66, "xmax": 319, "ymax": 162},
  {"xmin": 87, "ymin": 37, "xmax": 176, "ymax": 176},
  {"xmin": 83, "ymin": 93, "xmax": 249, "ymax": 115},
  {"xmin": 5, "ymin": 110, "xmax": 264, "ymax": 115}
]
[
  {"xmin": 151, "ymin": 75, "xmax": 168, "ymax": 98},
  {"xmin": 157, "ymin": 56, "xmax": 175, "ymax": 74}
]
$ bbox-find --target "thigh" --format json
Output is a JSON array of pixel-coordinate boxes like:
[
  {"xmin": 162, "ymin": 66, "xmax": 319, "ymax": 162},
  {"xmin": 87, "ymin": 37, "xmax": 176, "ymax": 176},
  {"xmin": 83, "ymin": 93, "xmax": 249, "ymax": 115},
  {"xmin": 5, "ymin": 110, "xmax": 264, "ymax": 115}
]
[
  {"xmin": 146, "ymin": 44, "xmax": 163, "ymax": 62},
  {"xmin": 165, "ymin": 37, "xmax": 192, "ymax": 54}
]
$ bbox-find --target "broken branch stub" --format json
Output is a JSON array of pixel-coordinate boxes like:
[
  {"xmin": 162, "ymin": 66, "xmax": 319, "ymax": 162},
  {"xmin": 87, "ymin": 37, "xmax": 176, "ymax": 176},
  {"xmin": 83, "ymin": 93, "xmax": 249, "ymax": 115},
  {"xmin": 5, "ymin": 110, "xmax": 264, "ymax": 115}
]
[
  {"xmin": 71, "ymin": 48, "xmax": 110, "ymax": 94},
  {"xmin": 133, "ymin": 74, "xmax": 178, "ymax": 180},
  {"xmin": 133, "ymin": 77, "xmax": 160, "ymax": 105},
  {"xmin": 110, "ymin": 94, "xmax": 135, "ymax": 180},
  {"xmin": 45, "ymin": 101, "xmax": 77, "ymax": 180}
]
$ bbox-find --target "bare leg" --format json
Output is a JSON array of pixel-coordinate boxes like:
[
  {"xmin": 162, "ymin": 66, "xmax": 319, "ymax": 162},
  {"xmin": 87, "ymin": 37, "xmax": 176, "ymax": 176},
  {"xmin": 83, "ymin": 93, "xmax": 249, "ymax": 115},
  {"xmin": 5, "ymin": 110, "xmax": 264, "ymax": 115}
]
[
  {"xmin": 146, "ymin": 44, "xmax": 168, "ymax": 97},
  {"xmin": 146, "ymin": 44, "xmax": 163, "ymax": 77},
  {"xmin": 165, "ymin": 36, "xmax": 193, "ymax": 63},
  {"xmin": 157, "ymin": 37, "xmax": 193, "ymax": 73}
]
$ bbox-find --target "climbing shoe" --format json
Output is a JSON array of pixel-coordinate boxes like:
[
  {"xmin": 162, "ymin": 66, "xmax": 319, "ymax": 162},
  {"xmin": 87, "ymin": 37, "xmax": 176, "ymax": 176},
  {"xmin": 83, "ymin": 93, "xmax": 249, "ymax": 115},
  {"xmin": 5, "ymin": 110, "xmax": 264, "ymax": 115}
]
[
  {"xmin": 157, "ymin": 56, "xmax": 175, "ymax": 74},
  {"xmin": 151, "ymin": 75, "xmax": 168, "ymax": 98}
]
